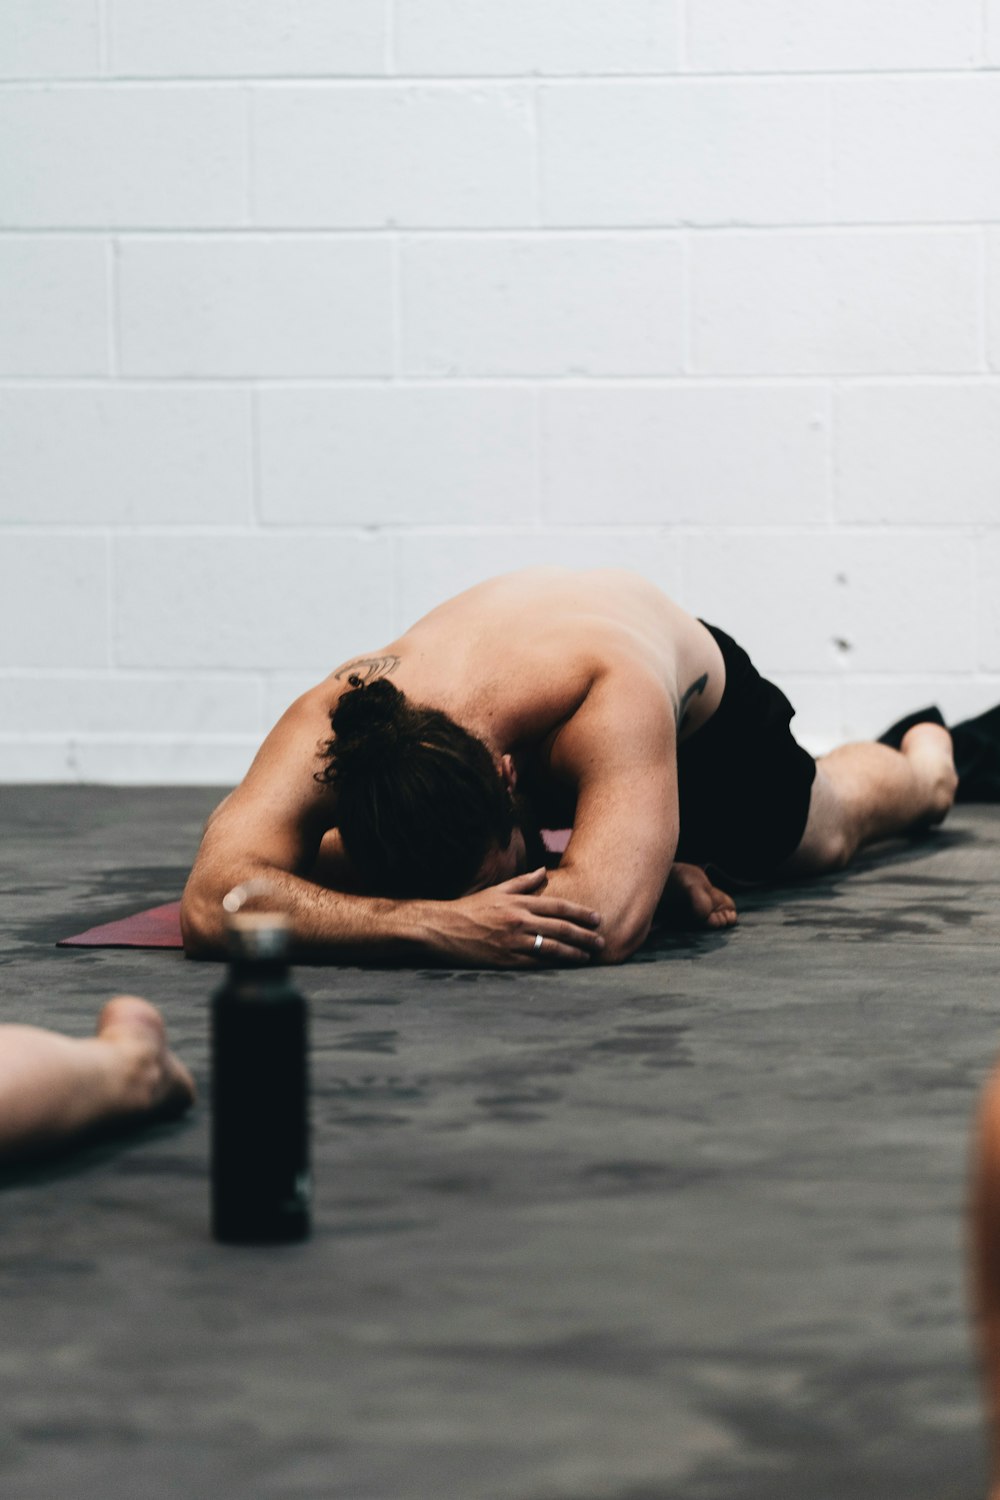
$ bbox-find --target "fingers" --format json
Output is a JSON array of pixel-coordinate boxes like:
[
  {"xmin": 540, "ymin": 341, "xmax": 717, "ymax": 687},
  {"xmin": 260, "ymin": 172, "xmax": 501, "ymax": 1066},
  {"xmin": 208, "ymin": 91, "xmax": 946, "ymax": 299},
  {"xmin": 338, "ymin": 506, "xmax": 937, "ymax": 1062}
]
[
  {"xmin": 478, "ymin": 870, "xmax": 606, "ymax": 964},
  {"xmin": 501, "ymin": 872, "xmax": 604, "ymax": 947},
  {"xmin": 519, "ymin": 919, "xmax": 605, "ymax": 966},
  {"xmin": 500, "ymin": 869, "xmax": 601, "ymax": 926},
  {"xmin": 521, "ymin": 895, "xmax": 601, "ymax": 928},
  {"xmin": 540, "ymin": 916, "xmax": 604, "ymax": 954},
  {"xmin": 531, "ymin": 941, "xmax": 593, "ymax": 966},
  {"xmin": 519, "ymin": 932, "xmax": 595, "ymax": 967},
  {"xmin": 549, "ymin": 902, "xmax": 602, "ymax": 928}
]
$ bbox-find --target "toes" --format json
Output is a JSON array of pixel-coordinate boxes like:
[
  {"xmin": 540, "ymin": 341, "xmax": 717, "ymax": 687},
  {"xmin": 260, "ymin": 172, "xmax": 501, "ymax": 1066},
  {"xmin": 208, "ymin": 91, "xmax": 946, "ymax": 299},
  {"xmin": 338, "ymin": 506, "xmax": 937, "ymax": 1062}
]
[{"xmin": 709, "ymin": 904, "xmax": 737, "ymax": 928}]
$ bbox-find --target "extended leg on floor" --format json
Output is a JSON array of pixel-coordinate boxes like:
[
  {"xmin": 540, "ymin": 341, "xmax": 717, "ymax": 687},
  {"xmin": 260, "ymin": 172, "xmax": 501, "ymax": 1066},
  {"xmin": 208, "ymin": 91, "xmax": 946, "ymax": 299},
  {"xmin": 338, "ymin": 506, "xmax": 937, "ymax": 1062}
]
[{"xmin": 783, "ymin": 723, "xmax": 958, "ymax": 877}]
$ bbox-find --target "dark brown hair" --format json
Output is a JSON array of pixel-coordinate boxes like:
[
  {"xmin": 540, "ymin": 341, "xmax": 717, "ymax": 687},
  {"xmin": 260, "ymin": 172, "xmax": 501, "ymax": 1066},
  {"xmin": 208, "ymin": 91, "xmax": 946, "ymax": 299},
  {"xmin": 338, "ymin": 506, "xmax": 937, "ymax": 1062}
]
[{"xmin": 316, "ymin": 676, "xmax": 515, "ymax": 898}]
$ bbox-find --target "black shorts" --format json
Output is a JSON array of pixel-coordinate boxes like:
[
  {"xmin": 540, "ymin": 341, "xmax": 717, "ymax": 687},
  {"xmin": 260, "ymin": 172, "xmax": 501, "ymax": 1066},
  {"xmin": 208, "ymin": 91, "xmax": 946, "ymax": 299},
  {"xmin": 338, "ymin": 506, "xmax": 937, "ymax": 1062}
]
[{"xmin": 674, "ymin": 622, "xmax": 816, "ymax": 883}]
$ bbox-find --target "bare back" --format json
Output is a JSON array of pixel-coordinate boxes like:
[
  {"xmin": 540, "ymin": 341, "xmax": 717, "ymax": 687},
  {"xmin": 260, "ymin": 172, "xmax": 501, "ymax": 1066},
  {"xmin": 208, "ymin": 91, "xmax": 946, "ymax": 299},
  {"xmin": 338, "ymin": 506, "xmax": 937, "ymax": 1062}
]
[{"xmin": 322, "ymin": 568, "xmax": 724, "ymax": 764}]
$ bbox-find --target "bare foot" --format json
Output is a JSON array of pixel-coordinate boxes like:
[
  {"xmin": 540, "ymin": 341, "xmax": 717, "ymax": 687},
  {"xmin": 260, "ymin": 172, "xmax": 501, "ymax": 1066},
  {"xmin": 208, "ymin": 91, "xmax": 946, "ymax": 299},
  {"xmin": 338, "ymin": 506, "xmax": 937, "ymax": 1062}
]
[
  {"xmin": 900, "ymin": 722, "xmax": 958, "ymax": 824},
  {"xmin": 96, "ymin": 996, "xmax": 196, "ymax": 1121},
  {"xmin": 660, "ymin": 863, "xmax": 738, "ymax": 930}
]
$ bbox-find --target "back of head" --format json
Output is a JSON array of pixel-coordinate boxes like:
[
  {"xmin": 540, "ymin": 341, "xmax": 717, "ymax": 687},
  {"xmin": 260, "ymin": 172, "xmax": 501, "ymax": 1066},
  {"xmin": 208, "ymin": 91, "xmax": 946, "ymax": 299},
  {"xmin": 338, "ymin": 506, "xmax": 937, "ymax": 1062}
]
[{"xmin": 317, "ymin": 676, "xmax": 515, "ymax": 899}]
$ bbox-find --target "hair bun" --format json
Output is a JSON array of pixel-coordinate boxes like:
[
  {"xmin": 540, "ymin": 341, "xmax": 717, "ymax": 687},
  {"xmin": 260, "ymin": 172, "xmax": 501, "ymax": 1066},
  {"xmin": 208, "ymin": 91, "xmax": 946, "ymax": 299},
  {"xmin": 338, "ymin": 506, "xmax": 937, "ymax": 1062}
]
[{"xmin": 329, "ymin": 675, "xmax": 410, "ymax": 775}]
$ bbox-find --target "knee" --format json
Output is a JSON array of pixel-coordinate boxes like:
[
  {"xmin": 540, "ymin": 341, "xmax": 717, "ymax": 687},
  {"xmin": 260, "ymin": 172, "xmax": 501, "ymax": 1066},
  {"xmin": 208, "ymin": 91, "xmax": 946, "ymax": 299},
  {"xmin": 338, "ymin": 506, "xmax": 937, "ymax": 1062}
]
[
  {"xmin": 927, "ymin": 765, "xmax": 958, "ymax": 825},
  {"xmin": 813, "ymin": 827, "xmax": 853, "ymax": 873},
  {"xmin": 791, "ymin": 822, "xmax": 853, "ymax": 876}
]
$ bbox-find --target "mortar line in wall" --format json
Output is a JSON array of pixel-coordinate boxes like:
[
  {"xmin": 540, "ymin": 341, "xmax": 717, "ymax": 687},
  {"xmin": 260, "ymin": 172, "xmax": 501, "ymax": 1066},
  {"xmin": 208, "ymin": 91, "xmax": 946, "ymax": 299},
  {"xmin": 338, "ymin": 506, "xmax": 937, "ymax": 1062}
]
[
  {"xmin": 7, "ymin": 374, "xmax": 1000, "ymax": 391},
  {"xmin": 2, "ymin": 224, "xmax": 997, "ymax": 240},
  {"xmin": 2, "ymin": 521, "xmax": 990, "ymax": 538},
  {"xmin": 376, "ymin": 521, "xmax": 985, "ymax": 536},
  {"xmin": 0, "ymin": 665, "xmax": 284, "ymax": 680},
  {"xmin": 788, "ymin": 669, "xmax": 989, "ymax": 680},
  {"xmin": 3, "ymin": 223, "xmax": 1000, "ymax": 239},
  {"xmin": 2, "ymin": 374, "xmax": 998, "ymax": 390},
  {"xmin": 0, "ymin": 730, "xmax": 265, "ymax": 743},
  {"xmin": 2, "ymin": 68, "xmax": 997, "ymax": 87}
]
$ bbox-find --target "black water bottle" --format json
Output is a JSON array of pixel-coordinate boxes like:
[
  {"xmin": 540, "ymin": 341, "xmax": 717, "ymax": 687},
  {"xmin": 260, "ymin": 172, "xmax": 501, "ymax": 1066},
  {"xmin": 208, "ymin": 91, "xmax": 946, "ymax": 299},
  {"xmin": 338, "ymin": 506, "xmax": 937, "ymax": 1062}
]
[{"xmin": 211, "ymin": 911, "xmax": 311, "ymax": 1243}]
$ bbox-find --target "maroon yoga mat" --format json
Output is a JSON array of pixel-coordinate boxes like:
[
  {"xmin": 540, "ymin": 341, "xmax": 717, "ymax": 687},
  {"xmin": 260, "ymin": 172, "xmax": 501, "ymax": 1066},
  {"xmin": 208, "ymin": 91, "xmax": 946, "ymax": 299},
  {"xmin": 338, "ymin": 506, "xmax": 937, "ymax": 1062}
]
[
  {"xmin": 56, "ymin": 831, "xmax": 573, "ymax": 950},
  {"xmin": 58, "ymin": 901, "xmax": 184, "ymax": 949}
]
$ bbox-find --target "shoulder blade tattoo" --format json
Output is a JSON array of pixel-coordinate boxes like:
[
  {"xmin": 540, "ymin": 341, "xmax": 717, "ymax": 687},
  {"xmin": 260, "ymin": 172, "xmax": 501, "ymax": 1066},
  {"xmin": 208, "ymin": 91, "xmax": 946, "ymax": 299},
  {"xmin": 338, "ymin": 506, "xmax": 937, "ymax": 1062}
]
[
  {"xmin": 677, "ymin": 673, "xmax": 708, "ymax": 727},
  {"xmin": 333, "ymin": 655, "xmax": 401, "ymax": 685}
]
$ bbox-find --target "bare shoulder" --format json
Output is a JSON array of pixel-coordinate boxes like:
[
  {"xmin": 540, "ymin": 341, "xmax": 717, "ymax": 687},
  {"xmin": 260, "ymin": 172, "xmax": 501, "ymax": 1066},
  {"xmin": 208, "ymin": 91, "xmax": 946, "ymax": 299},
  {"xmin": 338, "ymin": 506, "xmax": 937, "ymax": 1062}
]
[
  {"xmin": 549, "ymin": 645, "xmax": 677, "ymax": 761},
  {"xmin": 209, "ymin": 681, "xmax": 340, "ymax": 841}
]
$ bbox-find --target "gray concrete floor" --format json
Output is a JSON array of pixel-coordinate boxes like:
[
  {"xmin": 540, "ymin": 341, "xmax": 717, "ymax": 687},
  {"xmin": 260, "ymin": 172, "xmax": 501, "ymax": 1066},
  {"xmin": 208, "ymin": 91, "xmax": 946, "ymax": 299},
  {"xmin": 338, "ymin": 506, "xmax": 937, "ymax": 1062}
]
[{"xmin": 2, "ymin": 786, "xmax": 998, "ymax": 1499}]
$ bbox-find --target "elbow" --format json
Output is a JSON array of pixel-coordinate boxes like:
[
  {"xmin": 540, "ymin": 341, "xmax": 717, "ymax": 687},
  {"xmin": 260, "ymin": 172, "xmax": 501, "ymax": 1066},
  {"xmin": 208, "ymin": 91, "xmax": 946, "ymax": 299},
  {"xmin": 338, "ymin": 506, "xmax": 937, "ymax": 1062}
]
[
  {"xmin": 597, "ymin": 915, "xmax": 652, "ymax": 967},
  {"xmin": 180, "ymin": 888, "xmax": 226, "ymax": 961},
  {"xmin": 598, "ymin": 939, "xmax": 642, "ymax": 967}
]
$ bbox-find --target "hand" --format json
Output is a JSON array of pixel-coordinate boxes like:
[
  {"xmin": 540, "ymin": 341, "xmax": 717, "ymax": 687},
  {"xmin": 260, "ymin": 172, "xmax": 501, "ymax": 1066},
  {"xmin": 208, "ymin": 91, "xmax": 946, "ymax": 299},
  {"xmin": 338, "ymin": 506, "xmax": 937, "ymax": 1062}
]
[{"xmin": 433, "ymin": 868, "xmax": 605, "ymax": 968}]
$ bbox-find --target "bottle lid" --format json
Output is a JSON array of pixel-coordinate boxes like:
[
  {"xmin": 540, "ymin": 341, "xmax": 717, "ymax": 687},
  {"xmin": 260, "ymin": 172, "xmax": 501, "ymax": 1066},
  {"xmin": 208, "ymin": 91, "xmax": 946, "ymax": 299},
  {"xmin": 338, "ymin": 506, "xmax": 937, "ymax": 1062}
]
[{"xmin": 224, "ymin": 910, "xmax": 291, "ymax": 962}]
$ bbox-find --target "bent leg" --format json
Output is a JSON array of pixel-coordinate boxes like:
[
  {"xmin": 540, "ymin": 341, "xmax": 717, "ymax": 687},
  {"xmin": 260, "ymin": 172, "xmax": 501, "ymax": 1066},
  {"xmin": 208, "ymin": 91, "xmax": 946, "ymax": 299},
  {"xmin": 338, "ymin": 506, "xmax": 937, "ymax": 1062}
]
[
  {"xmin": 0, "ymin": 996, "xmax": 195, "ymax": 1163},
  {"xmin": 782, "ymin": 723, "xmax": 957, "ymax": 876}
]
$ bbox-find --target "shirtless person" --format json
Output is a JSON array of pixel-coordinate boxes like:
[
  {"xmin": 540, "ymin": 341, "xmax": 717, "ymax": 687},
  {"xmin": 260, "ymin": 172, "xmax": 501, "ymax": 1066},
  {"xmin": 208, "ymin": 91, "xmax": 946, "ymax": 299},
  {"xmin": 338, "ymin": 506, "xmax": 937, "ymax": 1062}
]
[{"xmin": 181, "ymin": 568, "xmax": 958, "ymax": 967}]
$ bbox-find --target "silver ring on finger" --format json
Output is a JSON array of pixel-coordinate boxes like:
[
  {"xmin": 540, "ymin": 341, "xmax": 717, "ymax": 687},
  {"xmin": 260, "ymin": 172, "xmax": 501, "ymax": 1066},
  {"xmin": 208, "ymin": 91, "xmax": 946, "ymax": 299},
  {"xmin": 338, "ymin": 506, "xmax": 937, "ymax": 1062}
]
[{"xmin": 533, "ymin": 933, "xmax": 544, "ymax": 952}]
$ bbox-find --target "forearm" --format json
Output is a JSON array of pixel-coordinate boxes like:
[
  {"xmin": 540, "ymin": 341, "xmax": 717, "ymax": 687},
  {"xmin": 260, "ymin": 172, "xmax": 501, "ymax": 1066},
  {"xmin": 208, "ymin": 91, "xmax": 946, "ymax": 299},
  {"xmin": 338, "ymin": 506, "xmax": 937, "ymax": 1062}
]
[
  {"xmin": 183, "ymin": 861, "xmax": 607, "ymax": 969},
  {"xmin": 181, "ymin": 864, "xmax": 439, "ymax": 962}
]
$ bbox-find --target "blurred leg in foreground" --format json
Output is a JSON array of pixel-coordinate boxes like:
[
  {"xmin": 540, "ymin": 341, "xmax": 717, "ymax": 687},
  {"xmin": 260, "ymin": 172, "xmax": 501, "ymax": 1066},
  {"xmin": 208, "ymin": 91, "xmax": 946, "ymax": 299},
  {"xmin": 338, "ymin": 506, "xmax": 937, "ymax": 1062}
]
[
  {"xmin": 0, "ymin": 996, "xmax": 195, "ymax": 1163},
  {"xmin": 972, "ymin": 1064, "xmax": 1000, "ymax": 1500}
]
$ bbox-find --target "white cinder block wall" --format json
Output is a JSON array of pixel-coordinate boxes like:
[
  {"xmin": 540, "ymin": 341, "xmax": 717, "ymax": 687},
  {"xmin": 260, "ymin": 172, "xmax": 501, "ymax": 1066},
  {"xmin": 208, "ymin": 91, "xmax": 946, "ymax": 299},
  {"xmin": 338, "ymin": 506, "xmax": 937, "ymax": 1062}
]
[{"xmin": 3, "ymin": 0, "xmax": 1000, "ymax": 782}]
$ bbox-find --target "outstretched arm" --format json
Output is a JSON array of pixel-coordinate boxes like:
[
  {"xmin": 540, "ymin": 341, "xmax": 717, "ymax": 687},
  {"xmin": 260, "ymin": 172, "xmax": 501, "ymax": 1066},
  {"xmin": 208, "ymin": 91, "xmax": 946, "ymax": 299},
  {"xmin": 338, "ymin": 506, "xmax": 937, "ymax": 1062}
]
[
  {"xmin": 538, "ymin": 660, "xmax": 681, "ymax": 964},
  {"xmin": 181, "ymin": 691, "xmax": 603, "ymax": 967},
  {"xmin": 185, "ymin": 855, "xmax": 602, "ymax": 968}
]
